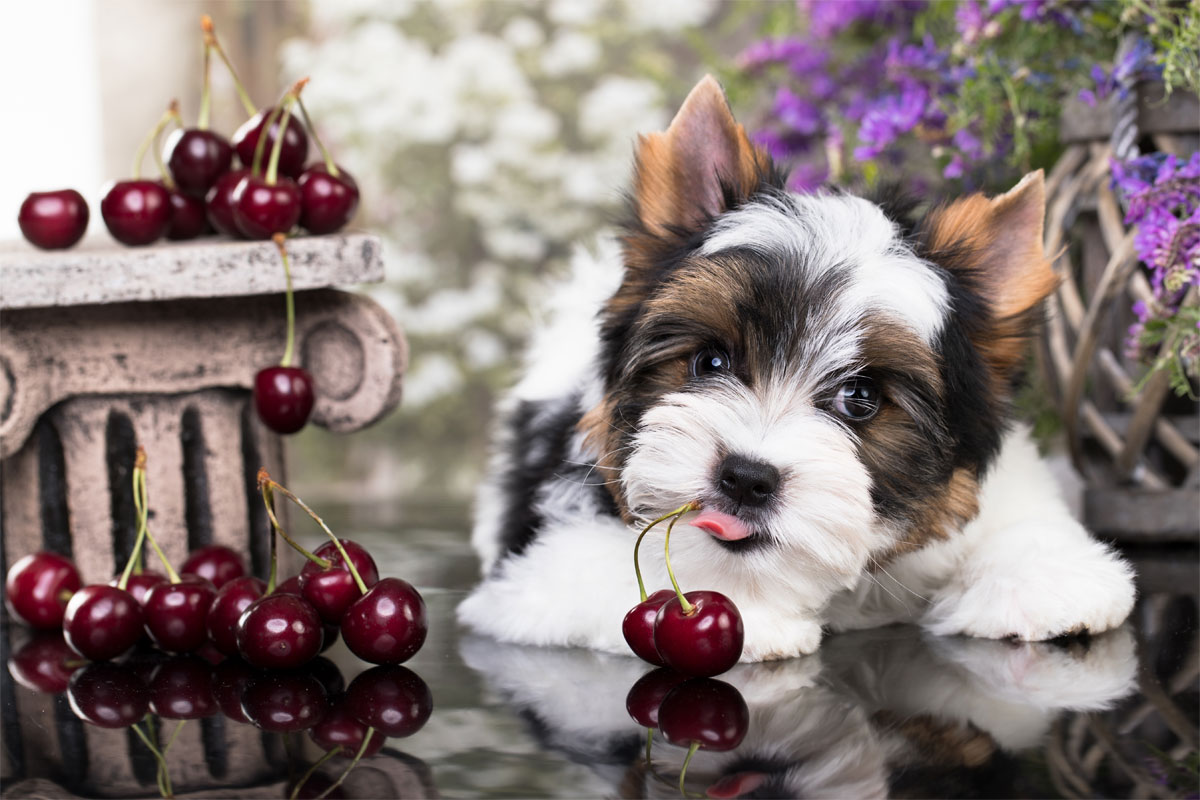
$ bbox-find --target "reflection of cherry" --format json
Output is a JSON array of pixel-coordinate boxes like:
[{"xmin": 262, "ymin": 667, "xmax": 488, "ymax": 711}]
[
  {"xmin": 149, "ymin": 656, "xmax": 217, "ymax": 719},
  {"xmin": 8, "ymin": 632, "xmax": 80, "ymax": 693},
  {"xmin": 623, "ymin": 589, "xmax": 675, "ymax": 666},
  {"xmin": 309, "ymin": 697, "xmax": 384, "ymax": 758},
  {"xmin": 656, "ymin": 678, "xmax": 749, "ymax": 751},
  {"xmin": 67, "ymin": 662, "xmax": 150, "ymax": 728},
  {"xmin": 241, "ymin": 671, "xmax": 328, "ymax": 732},
  {"xmin": 625, "ymin": 668, "xmax": 688, "ymax": 728},
  {"xmin": 211, "ymin": 658, "xmax": 256, "ymax": 724},
  {"xmin": 345, "ymin": 665, "xmax": 432, "ymax": 738},
  {"xmin": 307, "ymin": 655, "xmax": 346, "ymax": 697}
]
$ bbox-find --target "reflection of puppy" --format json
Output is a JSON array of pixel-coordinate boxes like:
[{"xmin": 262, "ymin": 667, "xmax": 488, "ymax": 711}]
[
  {"xmin": 457, "ymin": 74, "xmax": 1135, "ymax": 661},
  {"xmin": 459, "ymin": 625, "xmax": 1137, "ymax": 799}
]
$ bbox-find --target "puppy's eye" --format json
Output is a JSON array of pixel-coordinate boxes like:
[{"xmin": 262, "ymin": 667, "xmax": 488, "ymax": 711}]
[
  {"xmin": 690, "ymin": 347, "xmax": 732, "ymax": 378},
  {"xmin": 832, "ymin": 376, "xmax": 880, "ymax": 421}
]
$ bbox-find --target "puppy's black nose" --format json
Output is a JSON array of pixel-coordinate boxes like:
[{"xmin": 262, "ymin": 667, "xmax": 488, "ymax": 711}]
[{"xmin": 716, "ymin": 455, "xmax": 779, "ymax": 507}]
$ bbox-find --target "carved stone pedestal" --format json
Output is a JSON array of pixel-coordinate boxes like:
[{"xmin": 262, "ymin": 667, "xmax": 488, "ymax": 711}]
[{"xmin": 0, "ymin": 234, "xmax": 407, "ymax": 585}]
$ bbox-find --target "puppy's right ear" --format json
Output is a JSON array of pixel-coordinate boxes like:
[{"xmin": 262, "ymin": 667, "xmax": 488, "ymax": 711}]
[{"xmin": 631, "ymin": 75, "xmax": 770, "ymax": 241}]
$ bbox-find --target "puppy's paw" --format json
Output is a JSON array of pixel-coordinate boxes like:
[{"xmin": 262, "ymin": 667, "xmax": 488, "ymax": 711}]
[
  {"xmin": 739, "ymin": 609, "xmax": 823, "ymax": 662},
  {"xmin": 922, "ymin": 532, "xmax": 1135, "ymax": 642}
]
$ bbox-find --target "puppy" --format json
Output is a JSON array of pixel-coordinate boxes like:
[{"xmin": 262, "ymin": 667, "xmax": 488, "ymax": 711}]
[{"xmin": 457, "ymin": 75, "xmax": 1135, "ymax": 661}]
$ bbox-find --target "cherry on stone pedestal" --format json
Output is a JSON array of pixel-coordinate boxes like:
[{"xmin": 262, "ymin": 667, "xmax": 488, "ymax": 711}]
[
  {"xmin": 298, "ymin": 164, "xmax": 359, "ymax": 234},
  {"xmin": 231, "ymin": 174, "xmax": 301, "ymax": 240},
  {"xmin": 165, "ymin": 128, "xmax": 233, "ymax": 197},
  {"xmin": 67, "ymin": 663, "xmax": 150, "ymax": 728},
  {"xmin": 653, "ymin": 590, "xmax": 744, "ymax": 678},
  {"xmin": 18, "ymin": 190, "xmax": 89, "ymax": 249},
  {"xmin": 299, "ymin": 539, "xmax": 380, "ymax": 623},
  {"xmin": 235, "ymin": 593, "xmax": 324, "ymax": 670},
  {"xmin": 8, "ymin": 632, "xmax": 81, "ymax": 693},
  {"xmin": 62, "ymin": 585, "xmax": 144, "ymax": 662},
  {"xmin": 623, "ymin": 589, "xmax": 675, "ymax": 666},
  {"xmin": 340, "ymin": 578, "xmax": 427, "ymax": 665},
  {"xmin": 181, "ymin": 544, "xmax": 246, "ymax": 588},
  {"xmin": 164, "ymin": 185, "xmax": 209, "ymax": 240},
  {"xmin": 254, "ymin": 366, "xmax": 316, "ymax": 434},
  {"xmin": 232, "ymin": 108, "xmax": 309, "ymax": 178},
  {"xmin": 241, "ymin": 671, "xmax": 328, "ymax": 732},
  {"xmin": 205, "ymin": 168, "xmax": 251, "ymax": 237},
  {"xmin": 345, "ymin": 665, "xmax": 432, "ymax": 738},
  {"xmin": 100, "ymin": 180, "xmax": 171, "ymax": 246},
  {"xmin": 142, "ymin": 576, "xmax": 217, "ymax": 653},
  {"xmin": 5, "ymin": 551, "xmax": 81, "ymax": 629},
  {"xmin": 206, "ymin": 576, "xmax": 265, "ymax": 656}
]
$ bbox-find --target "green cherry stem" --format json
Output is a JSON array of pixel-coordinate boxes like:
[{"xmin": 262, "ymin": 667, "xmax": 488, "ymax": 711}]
[
  {"xmin": 296, "ymin": 97, "xmax": 340, "ymax": 177},
  {"xmin": 197, "ymin": 38, "xmax": 212, "ymax": 130},
  {"xmin": 632, "ymin": 502, "xmax": 695, "ymax": 603},
  {"xmin": 661, "ymin": 503, "xmax": 698, "ymax": 615},
  {"xmin": 273, "ymin": 233, "xmax": 296, "ymax": 368},
  {"xmin": 266, "ymin": 78, "xmax": 307, "ymax": 186},
  {"xmin": 316, "ymin": 728, "xmax": 375, "ymax": 800},
  {"xmin": 133, "ymin": 103, "xmax": 182, "ymax": 181},
  {"xmin": 259, "ymin": 471, "xmax": 331, "ymax": 573},
  {"xmin": 289, "ymin": 747, "xmax": 342, "ymax": 800},
  {"xmin": 259, "ymin": 470, "xmax": 368, "ymax": 594},
  {"xmin": 152, "ymin": 101, "xmax": 184, "ymax": 191},
  {"xmin": 202, "ymin": 15, "xmax": 256, "ymax": 117},
  {"xmin": 117, "ymin": 448, "xmax": 152, "ymax": 591},
  {"xmin": 263, "ymin": 483, "xmax": 279, "ymax": 594},
  {"xmin": 678, "ymin": 741, "xmax": 701, "ymax": 796},
  {"xmin": 129, "ymin": 450, "xmax": 182, "ymax": 584},
  {"xmin": 131, "ymin": 718, "xmax": 174, "ymax": 798},
  {"xmin": 250, "ymin": 104, "xmax": 283, "ymax": 177},
  {"xmin": 644, "ymin": 727, "xmax": 653, "ymax": 766}
]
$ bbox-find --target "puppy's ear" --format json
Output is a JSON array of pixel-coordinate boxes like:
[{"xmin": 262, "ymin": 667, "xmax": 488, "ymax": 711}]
[
  {"xmin": 926, "ymin": 170, "xmax": 1057, "ymax": 376},
  {"xmin": 632, "ymin": 75, "xmax": 770, "ymax": 239}
]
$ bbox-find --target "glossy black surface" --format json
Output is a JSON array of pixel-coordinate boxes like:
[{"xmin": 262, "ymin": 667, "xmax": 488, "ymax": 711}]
[{"xmin": 2, "ymin": 507, "xmax": 1196, "ymax": 799}]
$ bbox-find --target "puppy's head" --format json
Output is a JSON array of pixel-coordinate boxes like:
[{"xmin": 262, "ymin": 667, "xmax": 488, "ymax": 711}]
[{"xmin": 580, "ymin": 76, "xmax": 1055, "ymax": 579}]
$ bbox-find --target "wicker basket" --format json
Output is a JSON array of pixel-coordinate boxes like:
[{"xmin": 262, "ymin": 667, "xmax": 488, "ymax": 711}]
[{"xmin": 1041, "ymin": 83, "xmax": 1199, "ymax": 542}]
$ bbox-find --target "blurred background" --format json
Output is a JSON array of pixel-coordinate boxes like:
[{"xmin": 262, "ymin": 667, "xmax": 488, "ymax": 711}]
[{"xmin": 4, "ymin": 0, "xmax": 1196, "ymax": 537}]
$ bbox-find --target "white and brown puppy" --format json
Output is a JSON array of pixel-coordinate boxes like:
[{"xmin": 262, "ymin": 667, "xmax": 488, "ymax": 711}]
[{"xmin": 457, "ymin": 75, "xmax": 1135, "ymax": 661}]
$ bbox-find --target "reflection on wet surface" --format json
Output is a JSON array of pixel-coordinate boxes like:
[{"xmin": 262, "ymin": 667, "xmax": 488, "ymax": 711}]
[{"xmin": 2, "ymin": 508, "xmax": 1196, "ymax": 798}]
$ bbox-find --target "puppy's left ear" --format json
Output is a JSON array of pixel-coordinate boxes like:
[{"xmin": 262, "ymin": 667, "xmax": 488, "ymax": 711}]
[{"xmin": 926, "ymin": 170, "xmax": 1057, "ymax": 376}]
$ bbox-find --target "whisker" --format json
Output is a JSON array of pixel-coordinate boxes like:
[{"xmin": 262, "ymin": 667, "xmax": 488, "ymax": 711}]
[{"xmin": 872, "ymin": 560, "xmax": 929, "ymax": 603}]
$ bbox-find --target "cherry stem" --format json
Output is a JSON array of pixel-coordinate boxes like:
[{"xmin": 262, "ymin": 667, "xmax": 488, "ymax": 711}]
[
  {"xmin": 202, "ymin": 15, "xmax": 256, "ymax": 117},
  {"xmin": 263, "ymin": 483, "xmax": 279, "ymax": 594},
  {"xmin": 117, "ymin": 448, "xmax": 152, "ymax": 591},
  {"xmin": 290, "ymin": 747, "xmax": 342, "ymax": 800},
  {"xmin": 128, "ymin": 449, "xmax": 182, "ymax": 583},
  {"xmin": 678, "ymin": 741, "xmax": 701, "ymax": 796},
  {"xmin": 131, "ymin": 719, "xmax": 174, "ymax": 798},
  {"xmin": 260, "ymin": 477, "xmax": 331, "ymax": 573},
  {"xmin": 198, "ymin": 41, "xmax": 212, "ymax": 131},
  {"xmin": 663, "ymin": 504, "xmax": 697, "ymax": 615},
  {"xmin": 251, "ymin": 105, "xmax": 283, "ymax": 177},
  {"xmin": 133, "ymin": 102, "xmax": 181, "ymax": 181},
  {"xmin": 153, "ymin": 103, "xmax": 185, "ymax": 191},
  {"xmin": 296, "ymin": 98, "xmax": 340, "ymax": 177},
  {"xmin": 258, "ymin": 469, "xmax": 367, "ymax": 594},
  {"xmin": 266, "ymin": 79, "xmax": 307, "ymax": 185},
  {"xmin": 632, "ymin": 502, "xmax": 694, "ymax": 603},
  {"xmin": 644, "ymin": 727, "xmax": 653, "ymax": 766},
  {"xmin": 273, "ymin": 234, "xmax": 296, "ymax": 368},
  {"xmin": 316, "ymin": 727, "xmax": 375, "ymax": 800}
]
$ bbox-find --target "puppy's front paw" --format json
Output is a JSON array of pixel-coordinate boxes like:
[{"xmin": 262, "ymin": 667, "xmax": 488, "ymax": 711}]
[
  {"xmin": 739, "ymin": 609, "xmax": 823, "ymax": 662},
  {"xmin": 923, "ymin": 534, "xmax": 1135, "ymax": 642}
]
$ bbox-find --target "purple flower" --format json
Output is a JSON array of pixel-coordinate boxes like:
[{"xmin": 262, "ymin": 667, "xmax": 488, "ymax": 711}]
[
  {"xmin": 787, "ymin": 161, "xmax": 829, "ymax": 192},
  {"xmin": 854, "ymin": 86, "xmax": 928, "ymax": 160},
  {"xmin": 799, "ymin": 0, "xmax": 924, "ymax": 37},
  {"xmin": 774, "ymin": 87, "xmax": 823, "ymax": 136},
  {"xmin": 956, "ymin": 0, "xmax": 987, "ymax": 43},
  {"xmin": 738, "ymin": 37, "xmax": 829, "ymax": 79}
]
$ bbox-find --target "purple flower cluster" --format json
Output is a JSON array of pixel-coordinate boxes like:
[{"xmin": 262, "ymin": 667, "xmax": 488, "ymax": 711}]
[
  {"xmin": 1113, "ymin": 152, "xmax": 1200, "ymax": 368},
  {"xmin": 797, "ymin": 0, "xmax": 922, "ymax": 37},
  {"xmin": 1079, "ymin": 38, "xmax": 1160, "ymax": 106}
]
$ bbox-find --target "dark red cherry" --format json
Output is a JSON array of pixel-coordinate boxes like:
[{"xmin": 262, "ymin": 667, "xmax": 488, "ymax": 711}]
[
  {"xmin": 345, "ymin": 665, "xmax": 432, "ymax": 737},
  {"xmin": 18, "ymin": 190, "xmax": 89, "ymax": 249},
  {"xmin": 165, "ymin": 128, "xmax": 233, "ymax": 197},
  {"xmin": 163, "ymin": 184, "xmax": 208, "ymax": 240},
  {"xmin": 298, "ymin": 164, "xmax": 359, "ymax": 235},
  {"xmin": 289, "ymin": 773, "xmax": 347, "ymax": 800},
  {"xmin": 232, "ymin": 108, "xmax": 308, "ymax": 178},
  {"xmin": 62, "ymin": 585, "xmax": 144, "ymax": 661},
  {"xmin": 340, "ymin": 578, "xmax": 427, "ymax": 665},
  {"xmin": 653, "ymin": 591, "xmax": 744, "ymax": 677},
  {"xmin": 5, "ymin": 551, "xmax": 81, "ymax": 629},
  {"xmin": 300, "ymin": 540, "xmax": 379, "ymax": 623},
  {"xmin": 236, "ymin": 593, "xmax": 323, "ymax": 670},
  {"xmin": 149, "ymin": 656, "xmax": 217, "ymax": 719},
  {"xmin": 211, "ymin": 657, "xmax": 256, "ymax": 723},
  {"xmin": 625, "ymin": 668, "xmax": 689, "ymax": 728},
  {"xmin": 206, "ymin": 576, "xmax": 266, "ymax": 656},
  {"xmin": 309, "ymin": 697, "xmax": 384, "ymax": 758},
  {"xmin": 110, "ymin": 571, "xmax": 167, "ymax": 608},
  {"xmin": 254, "ymin": 366, "xmax": 316, "ymax": 434},
  {"xmin": 100, "ymin": 180, "xmax": 170, "ymax": 246},
  {"xmin": 321, "ymin": 622, "xmax": 340, "ymax": 652},
  {"xmin": 241, "ymin": 671, "xmax": 327, "ymax": 732},
  {"xmin": 275, "ymin": 574, "xmax": 304, "ymax": 596},
  {"xmin": 67, "ymin": 662, "xmax": 149, "ymax": 728},
  {"xmin": 205, "ymin": 168, "xmax": 251, "ymax": 237},
  {"xmin": 657, "ymin": 678, "xmax": 749, "ymax": 752},
  {"xmin": 8, "ymin": 632, "xmax": 80, "ymax": 693},
  {"xmin": 181, "ymin": 544, "xmax": 246, "ymax": 589},
  {"xmin": 142, "ymin": 576, "xmax": 217, "ymax": 653},
  {"xmin": 231, "ymin": 174, "xmax": 300, "ymax": 240},
  {"xmin": 306, "ymin": 655, "xmax": 346, "ymax": 697},
  {"xmin": 623, "ymin": 589, "xmax": 675, "ymax": 666}
]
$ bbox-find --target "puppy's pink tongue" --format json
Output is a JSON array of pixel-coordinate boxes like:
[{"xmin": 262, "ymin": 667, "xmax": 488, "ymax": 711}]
[
  {"xmin": 691, "ymin": 510, "xmax": 752, "ymax": 541},
  {"xmin": 707, "ymin": 772, "xmax": 768, "ymax": 798}
]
